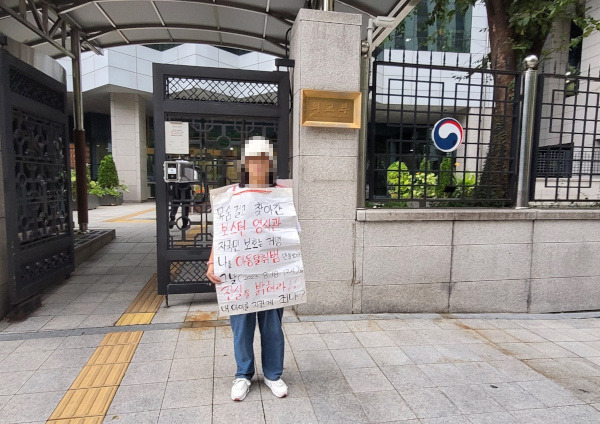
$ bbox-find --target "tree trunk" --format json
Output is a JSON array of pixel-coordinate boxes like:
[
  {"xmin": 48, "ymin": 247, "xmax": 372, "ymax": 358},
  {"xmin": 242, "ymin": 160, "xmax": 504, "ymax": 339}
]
[{"xmin": 474, "ymin": 0, "xmax": 518, "ymax": 204}]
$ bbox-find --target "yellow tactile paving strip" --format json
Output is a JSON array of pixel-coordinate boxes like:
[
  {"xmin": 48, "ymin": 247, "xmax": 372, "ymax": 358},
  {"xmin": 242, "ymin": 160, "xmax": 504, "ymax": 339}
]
[
  {"xmin": 46, "ymin": 331, "xmax": 143, "ymax": 424},
  {"xmin": 105, "ymin": 207, "xmax": 156, "ymax": 223},
  {"xmin": 115, "ymin": 312, "xmax": 157, "ymax": 326},
  {"xmin": 48, "ymin": 417, "xmax": 105, "ymax": 424},
  {"xmin": 70, "ymin": 364, "xmax": 129, "ymax": 389},
  {"xmin": 115, "ymin": 274, "xmax": 163, "ymax": 326}
]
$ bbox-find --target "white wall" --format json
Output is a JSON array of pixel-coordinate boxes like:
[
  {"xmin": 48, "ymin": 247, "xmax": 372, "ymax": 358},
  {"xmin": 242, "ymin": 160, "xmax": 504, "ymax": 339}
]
[{"xmin": 58, "ymin": 44, "xmax": 278, "ymax": 93}]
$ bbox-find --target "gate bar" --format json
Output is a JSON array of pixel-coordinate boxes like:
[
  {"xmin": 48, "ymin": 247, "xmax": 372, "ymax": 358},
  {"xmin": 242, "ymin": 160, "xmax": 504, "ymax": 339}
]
[{"xmin": 357, "ymin": 42, "xmax": 369, "ymax": 208}]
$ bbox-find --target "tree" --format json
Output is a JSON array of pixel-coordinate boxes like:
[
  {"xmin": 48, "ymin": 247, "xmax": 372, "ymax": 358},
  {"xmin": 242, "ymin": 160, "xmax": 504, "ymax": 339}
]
[
  {"xmin": 427, "ymin": 0, "xmax": 599, "ymax": 202},
  {"xmin": 97, "ymin": 155, "xmax": 120, "ymax": 189},
  {"xmin": 430, "ymin": 0, "xmax": 599, "ymax": 74},
  {"xmin": 93, "ymin": 155, "xmax": 128, "ymax": 198}
]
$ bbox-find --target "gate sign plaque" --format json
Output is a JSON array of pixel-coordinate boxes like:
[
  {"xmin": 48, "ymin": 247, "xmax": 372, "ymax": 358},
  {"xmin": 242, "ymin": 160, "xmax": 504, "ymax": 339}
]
[
  {"xmin": 210, "ymin": 184, "xmax": 307, "ymax": 316},
  {"xmin": 165, "ymin": 121, "xmax": 190, "ymax": 154},
  {"xmin": 301, "ymin": 89, "xmax": 361, "ymax": 128},
  {"xmin": 431, "ymin": 118, "xmax": 464, "ymax": 152}
]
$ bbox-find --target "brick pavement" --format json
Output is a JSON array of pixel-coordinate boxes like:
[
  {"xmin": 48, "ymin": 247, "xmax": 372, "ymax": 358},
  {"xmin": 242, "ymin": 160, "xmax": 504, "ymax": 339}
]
[{"xmin": 1, "ymin": 202, "xmax": 600, "ymax": 424}]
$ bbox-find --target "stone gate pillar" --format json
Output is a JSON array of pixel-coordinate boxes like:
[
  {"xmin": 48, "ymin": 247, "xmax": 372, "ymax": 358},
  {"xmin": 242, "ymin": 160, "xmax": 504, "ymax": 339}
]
[{"xmin": 289, "ymin": 9, "xmax": 362, "ymax": 314}]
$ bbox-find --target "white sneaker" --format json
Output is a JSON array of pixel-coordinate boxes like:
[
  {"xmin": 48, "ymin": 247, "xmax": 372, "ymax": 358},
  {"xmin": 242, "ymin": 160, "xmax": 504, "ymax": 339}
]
[
  {"xmin": 264, "ymin": 377, "xmax": 288, "ymax": 397},
  {"xmin": 231, "ymin": 378, "xmax": 251, "ymax": 401}
]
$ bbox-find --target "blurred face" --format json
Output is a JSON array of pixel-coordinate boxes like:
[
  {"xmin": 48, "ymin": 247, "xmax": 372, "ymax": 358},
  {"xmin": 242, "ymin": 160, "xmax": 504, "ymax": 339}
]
[{"xmin": 245, "ymin": 154, "xmax": 272, "ymax": 179}]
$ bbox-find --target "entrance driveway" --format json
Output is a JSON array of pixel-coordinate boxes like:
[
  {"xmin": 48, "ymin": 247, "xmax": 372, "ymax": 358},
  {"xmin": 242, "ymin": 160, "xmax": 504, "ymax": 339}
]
[{"xmin": 1, "ymin": 202, "xmax": 600, "ymax": 423}]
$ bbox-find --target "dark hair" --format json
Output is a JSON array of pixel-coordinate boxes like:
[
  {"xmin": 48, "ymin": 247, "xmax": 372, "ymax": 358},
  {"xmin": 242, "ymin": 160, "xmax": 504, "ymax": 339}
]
[{"xmin": 239, "ymin": 165, "xmax": 277, "ymax": 187}]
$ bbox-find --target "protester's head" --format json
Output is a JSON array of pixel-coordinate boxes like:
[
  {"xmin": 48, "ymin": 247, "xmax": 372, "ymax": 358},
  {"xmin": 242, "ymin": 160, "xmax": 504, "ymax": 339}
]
[{"xmin": 239, "ymin": 136, "xmax": 277, "ymax": 187}]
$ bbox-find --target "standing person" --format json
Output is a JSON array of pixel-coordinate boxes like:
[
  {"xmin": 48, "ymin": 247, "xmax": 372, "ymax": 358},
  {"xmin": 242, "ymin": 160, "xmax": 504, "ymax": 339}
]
[
  {"xmin": 168, "ymin": 180, "xmax": 192, "ymax": 229},
  {"xmin": 168, "ymin": 157, "xmax": 199, "ymax": 229},
  {"xmin": 206, "ymin": 136, "xmax": 291, "ymax": 401}
]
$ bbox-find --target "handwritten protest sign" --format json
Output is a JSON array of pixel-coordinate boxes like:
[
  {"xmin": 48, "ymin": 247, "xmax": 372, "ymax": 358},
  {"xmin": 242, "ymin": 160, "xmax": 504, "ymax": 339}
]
[{"xmin": 210, "ymin": 184, "xmax": 307, "ymax": 316}]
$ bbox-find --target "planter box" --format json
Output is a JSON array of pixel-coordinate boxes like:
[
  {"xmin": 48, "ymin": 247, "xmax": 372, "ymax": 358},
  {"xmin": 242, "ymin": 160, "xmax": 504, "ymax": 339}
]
[
  {"xmin": 88, "ymin": 194, "xmax": 100, "ymax": 209},
  {"xmin": 71, "ymin": 194, "xmax": 100, "ymax": 210},
  {"xmin": 99, "ymin": 194, "xmax": 123, "ymax": 206}
]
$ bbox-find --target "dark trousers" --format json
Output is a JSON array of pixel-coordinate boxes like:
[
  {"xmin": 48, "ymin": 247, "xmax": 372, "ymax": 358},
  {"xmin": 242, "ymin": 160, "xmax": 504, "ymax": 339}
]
[
  {"xmin": 169, "ymin": 183, "xmax": 192, "ymax": 220},
  {"xmin": 229, "ymin": 308, "xmax": 285, "ymax": 381}
]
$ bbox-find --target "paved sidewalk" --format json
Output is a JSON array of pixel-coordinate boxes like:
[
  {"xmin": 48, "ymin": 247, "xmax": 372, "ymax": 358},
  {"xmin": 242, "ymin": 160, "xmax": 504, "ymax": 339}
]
[{"xmin": 1, "ymin": 203, "xmax": 600, "ymax": 423}]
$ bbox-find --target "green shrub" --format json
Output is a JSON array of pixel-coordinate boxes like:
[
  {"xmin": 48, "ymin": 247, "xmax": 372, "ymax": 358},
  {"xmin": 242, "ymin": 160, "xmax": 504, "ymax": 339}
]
[
  {"xmin": 71, "ymin": 158, "xmax": 129, "ymax": 199},
  {"xmin": 387, "ymin": 160, "xmax": 438, "ymax": 199},
  {"xmin": 97, "ymin": 155, "xmax": 120, "ymax": 188},
  {"xmin": 71, "ymin": 164, "xmax": 93, "ymax": 200},
  {"xmin": 94, "ymin": 155, "xmax": 128, "ymax": 197},
  {"xmin": 71, "ymin": 169, "xmax": 77, "ymax": 199},
  {"xmin": 412, "ymin": 170, "xmax": 438, "ymax": 198},
  {"xmin": 419, "ymin": 157, "xmax": 432, "ymax": 172},
  {"xmin": 89, "ymin": 182, "xmax": 125, "ymax": 197},
  {"xmin": 436, "ymin": 157, "xmax": 454, "ymax": 197},
  {"xmin": 414, "ymin": 158, "xmax": 438, "ymax": 198},
  {"xmin": 452, "ymin": 172, "xmax": 477, "ymax": 198},
  {"xmin": 386, "ymin": 161, "xmax": 411, "ymax": 199}
]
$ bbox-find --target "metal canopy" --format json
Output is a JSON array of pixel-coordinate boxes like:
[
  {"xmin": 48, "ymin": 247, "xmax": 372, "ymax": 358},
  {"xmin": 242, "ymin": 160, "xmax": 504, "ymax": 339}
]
[{"xmin": 0, "ymin": 0, "xmax": 414, "ymax": 58}]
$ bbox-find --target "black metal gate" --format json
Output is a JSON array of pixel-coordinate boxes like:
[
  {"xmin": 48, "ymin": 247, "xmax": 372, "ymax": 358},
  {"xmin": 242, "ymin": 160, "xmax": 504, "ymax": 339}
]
[
  {"xmin": 530, "ymin": 69, "xmax": 600, "ymax": 203},
  {"xmin": 0, "ymin": 49, "xmax": 74, "ymax": 307},
  {"xmin": 368, "ymin": 54, "xmax": 522, "ymax": 207},
  {"xmin": 152, "ymin": 64, "xmax": 290, "ymax": 301}
]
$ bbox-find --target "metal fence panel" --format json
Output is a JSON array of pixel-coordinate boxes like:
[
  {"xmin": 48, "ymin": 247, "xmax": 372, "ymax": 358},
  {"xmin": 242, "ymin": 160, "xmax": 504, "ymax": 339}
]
[
  {"xmin": 530, "ymin": 69, "xmax": 600, "ymax": 203},
  {"xmin": 367, "ymin": 53, "xmax": 522, "ymax": 207}
]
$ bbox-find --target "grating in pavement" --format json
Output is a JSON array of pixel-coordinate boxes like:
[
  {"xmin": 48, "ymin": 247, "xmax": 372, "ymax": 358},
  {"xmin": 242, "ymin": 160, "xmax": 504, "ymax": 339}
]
[{"xmin": 73, "ymin": 229, "xmax": 115, "ymax": 249}]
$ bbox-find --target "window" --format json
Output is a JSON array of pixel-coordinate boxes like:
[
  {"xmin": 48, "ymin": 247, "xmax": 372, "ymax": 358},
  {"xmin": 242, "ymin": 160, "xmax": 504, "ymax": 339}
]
[
  {"xmin": 573, "ymin": 145, "xmax": 600, "ymax": 175},
  {"xmin": 384, "ymin": 0, "xmax": 472, "ymax": 53},
  {"xmin": 537, "ymin": 144, "xmax": 573, "ymax": 177},
  {"xmin": 539, "ymin": 144, "xmax": 600, "ymax": 177}
]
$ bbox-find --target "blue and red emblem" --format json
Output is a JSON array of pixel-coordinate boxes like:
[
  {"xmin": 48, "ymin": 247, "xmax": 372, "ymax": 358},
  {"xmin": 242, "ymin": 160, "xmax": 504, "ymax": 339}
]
[{"xmin": 431, "ymin": 118, "xmax": 464, "ymax": 152}]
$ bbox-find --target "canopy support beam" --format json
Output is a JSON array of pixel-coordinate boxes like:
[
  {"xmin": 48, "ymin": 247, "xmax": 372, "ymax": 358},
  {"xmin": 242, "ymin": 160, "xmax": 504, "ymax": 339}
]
[
  {"xmin": 0, "ymin": 0, "xmax": 103, "ymax": 56},
  {"xmin": 0, "ymin": 0, "xmax": 75, "ymax": 58}
]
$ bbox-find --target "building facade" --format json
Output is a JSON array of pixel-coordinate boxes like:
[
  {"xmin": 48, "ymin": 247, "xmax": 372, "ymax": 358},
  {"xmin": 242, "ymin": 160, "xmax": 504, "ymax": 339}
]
[
  {"xmin": 57, "ymin": 44, "xmax": 278, "ymax": 201},
  {"xmin": 56, "ymin": 0, "xmax": 600, "ymax": 204}
]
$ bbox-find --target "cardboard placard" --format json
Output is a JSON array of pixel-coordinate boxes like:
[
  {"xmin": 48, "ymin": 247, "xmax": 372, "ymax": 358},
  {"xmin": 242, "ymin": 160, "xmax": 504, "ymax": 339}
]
[{"xmin": 210, "ymin": 185, "xmax": 306, "ymax": 316}]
